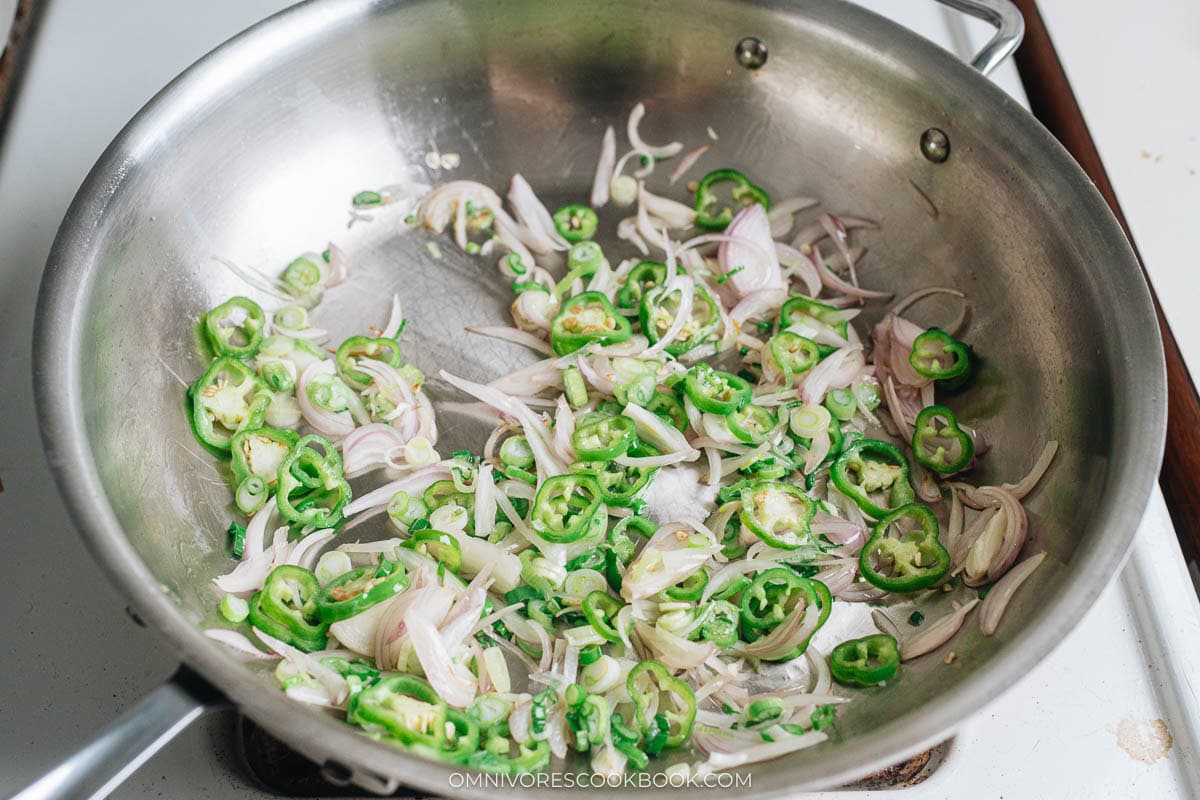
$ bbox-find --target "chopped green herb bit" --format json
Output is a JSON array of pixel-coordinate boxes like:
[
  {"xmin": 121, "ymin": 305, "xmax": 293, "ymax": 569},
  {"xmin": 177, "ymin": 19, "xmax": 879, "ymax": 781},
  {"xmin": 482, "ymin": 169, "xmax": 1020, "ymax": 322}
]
[{"xmin": 352, "ymin": 190, "xmax": 383, "ymax": 207}]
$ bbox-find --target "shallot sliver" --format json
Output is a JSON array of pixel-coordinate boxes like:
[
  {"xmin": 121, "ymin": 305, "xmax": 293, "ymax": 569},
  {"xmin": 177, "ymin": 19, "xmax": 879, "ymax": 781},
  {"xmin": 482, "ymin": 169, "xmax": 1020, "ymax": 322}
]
[
  {"xmin": 980, "ymin": 552, "xmax": 1047, "ymax": 635},
  {"xmin": 627, "ymin": 102, "xmax": 683, "ymax": 159},
  {"xmin": 590, "ymin": 125, "xmax": 617, "ymax": 207},
  {"xmin": 901, "ymin": 599, "xmax": 980, "ymax": 660}
]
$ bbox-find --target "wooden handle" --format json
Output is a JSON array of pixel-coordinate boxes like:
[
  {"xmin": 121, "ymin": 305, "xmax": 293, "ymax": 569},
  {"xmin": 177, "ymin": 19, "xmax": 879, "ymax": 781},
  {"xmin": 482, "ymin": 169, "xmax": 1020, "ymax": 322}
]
[{"xmin": 1012, "ymin": 0, "xmax": 1200, "ymax": 557}]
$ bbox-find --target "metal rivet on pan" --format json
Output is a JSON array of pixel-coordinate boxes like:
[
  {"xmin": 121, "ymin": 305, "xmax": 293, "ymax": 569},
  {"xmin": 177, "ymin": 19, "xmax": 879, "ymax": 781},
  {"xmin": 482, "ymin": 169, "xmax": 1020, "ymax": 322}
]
[
  {"xmin": 735, "ymin": 37, "xmax": 768, "ymax": 69},
  {"xmin": 920, "ymin": 128, "xmax": 951, "ymax": 163},
  {"xmin": 321, "ymin": 760, "xmax": 354, "ymax": 786}
]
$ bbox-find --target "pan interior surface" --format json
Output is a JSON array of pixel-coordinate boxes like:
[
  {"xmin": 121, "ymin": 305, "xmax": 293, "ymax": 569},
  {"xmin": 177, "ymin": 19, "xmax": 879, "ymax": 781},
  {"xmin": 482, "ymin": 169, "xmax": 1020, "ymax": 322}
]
[{"xmin": 38, "ymin": 0, "xmax": 1164, "ymax": 794}]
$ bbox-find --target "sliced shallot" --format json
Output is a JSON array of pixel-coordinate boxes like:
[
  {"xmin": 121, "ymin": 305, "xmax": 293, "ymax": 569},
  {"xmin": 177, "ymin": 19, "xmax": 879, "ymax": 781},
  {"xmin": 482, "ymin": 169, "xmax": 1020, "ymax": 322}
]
[
  {"xmin": 627, "ymin": 102, "xmax": 684, "ymax": 159},
  {"xmin": 590, "ymin": 125, "xmax": 617, "ymax": 207},
  {"xmin": 901, "ymin": 599, "xmax": 980, "ymax": 660},
  {"xmin": 980, "ymin": 552, "xmax": 1047, "ymax": 635}
]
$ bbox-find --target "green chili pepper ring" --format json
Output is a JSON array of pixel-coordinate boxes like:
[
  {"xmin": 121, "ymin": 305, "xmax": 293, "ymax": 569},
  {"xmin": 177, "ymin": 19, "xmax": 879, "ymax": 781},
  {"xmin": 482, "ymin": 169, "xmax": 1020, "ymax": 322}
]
[
  {"xmin": 628, "ymin": 660, "xmax": 697, "ymax": 749},
  {"xmin": 204, "ymin": 296, "xmax": 266, "ymax": 359},
  {"xmin": 552, "ymin": 204, "xmax": 599, "ymax": 243},
  {"xmin": 830, "ymin": 634, "xmax": 900, "ymax": 687},
  {"xmin": 768, "ymin": 332, "xmax": 821, "ymax": 385},
  {"xmin": 909, "ymin": 328, "xmax": 971, "ymax": 380},
  {"xmin": 550, "ymin": 292, "xmax": 632, "ymax": 356},
  {"xmin": 317, "ymin": 560, "xmax": 409, "ymax": 622},
  {"xmin": 831, "ymin": 438, "xmax": 915, "ymax": 520},
  {"xmin": 189, "ymin": 357, "xmax": 269, "ymax": 451},
  {"xmin": 739, "ymin": 480, "xmax": 817, "ymax": 550},
  {"xmin": 583, "ymin": 591, "xmax": 626, "ymax": 642},
  {"xmin": 912, "ymin": 404, "xmax": 975, "ymax": 475},
  {"xmin": 859, "ymin": 503, "xmax": 951, "ymax": 592},
  {"xmin": 348, "ymin": 674, "xmax": 447, "ymax": 748},
  {"xmin": 230, "ymin": 426, "xmax": 298, "ymax": 487},
  {"xmin": 249, "ymin": 565, "xmax": 329, "ymax": 651},
  {"xmin": 530, "ymin": 474, "xmax": 603, "ymax": 543},
  {"xmin": 684, "ymin": 363, "xmax": 752, "ymax": 416},
  {"xmin": 336, "ymin": 335, "xmax": 403, "ymax": 389},
  {"xmin": 276, "ymin": 434, "xmax": 353, "ymax": 528},
  {"xmin": 617, "ymin": 261, "xmax": 667, "ymax": 310},
  {"xmin": 740, "ymin": 572, "xmax": 831, "ymax": 661},
  {"xmin": 572, "ymin": 415, "xmax": 635, "ymax": 460},
  {"xmin": 693, "ymin": 169, "xmax": 771, "ymax": 231},
  {"xmin": 640, "ymin": 283, "xmax": 720, "ymax": 357}
]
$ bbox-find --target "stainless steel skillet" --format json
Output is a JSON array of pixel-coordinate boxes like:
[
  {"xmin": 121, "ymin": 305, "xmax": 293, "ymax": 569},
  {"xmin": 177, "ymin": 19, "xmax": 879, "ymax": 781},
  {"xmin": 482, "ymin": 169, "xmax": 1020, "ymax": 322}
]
[{"xmin": 22, "ymin": 0, "xmax": 1165, "ymax": 797}]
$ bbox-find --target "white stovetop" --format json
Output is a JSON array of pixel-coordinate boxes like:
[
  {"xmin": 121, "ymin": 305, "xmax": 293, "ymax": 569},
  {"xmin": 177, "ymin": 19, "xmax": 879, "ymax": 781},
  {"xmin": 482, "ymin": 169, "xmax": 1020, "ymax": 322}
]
[
  {"xmin": 0, "ymin": 1, "xmax": 17, "ymax": 52},
  {"xmin": 0, "ymin": 2, "xmax": 1197, "ymax": 798},
  {"xmin": 1035, "ymin": 1, "xmax": 1200, "ymax": 382}
]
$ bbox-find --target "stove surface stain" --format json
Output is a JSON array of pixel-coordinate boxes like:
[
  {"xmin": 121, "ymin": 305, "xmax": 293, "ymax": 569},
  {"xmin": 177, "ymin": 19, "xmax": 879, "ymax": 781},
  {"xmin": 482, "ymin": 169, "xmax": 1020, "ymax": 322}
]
[{"xmin": 1114, "ymin": 718, "xmax": 1173, "ymax": 764}]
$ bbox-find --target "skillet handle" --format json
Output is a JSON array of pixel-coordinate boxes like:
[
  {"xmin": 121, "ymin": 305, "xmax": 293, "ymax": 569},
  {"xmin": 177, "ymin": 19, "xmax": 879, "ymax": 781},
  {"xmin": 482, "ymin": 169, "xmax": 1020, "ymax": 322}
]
[
  {"xmin": 7, "ymin": 665, "xmax": 226, "ymax": 800},
  {"xmin": 933, "ymin": 0, "xmax": 1025, "ymax": 75}
]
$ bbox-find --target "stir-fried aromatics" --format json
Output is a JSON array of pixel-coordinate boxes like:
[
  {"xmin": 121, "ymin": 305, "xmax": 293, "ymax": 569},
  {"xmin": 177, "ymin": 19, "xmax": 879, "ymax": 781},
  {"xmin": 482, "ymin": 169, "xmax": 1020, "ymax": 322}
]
[{"xmin": 195, "ymin": 103, "xmax": 1057, "ymax": 777}]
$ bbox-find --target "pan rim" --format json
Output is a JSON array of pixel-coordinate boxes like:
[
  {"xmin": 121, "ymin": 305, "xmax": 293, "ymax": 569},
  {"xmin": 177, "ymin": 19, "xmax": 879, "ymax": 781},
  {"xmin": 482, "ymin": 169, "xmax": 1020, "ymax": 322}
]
[{"xmin": 32, "ymin": 0, "xmax": 1167, "ymax": 794}]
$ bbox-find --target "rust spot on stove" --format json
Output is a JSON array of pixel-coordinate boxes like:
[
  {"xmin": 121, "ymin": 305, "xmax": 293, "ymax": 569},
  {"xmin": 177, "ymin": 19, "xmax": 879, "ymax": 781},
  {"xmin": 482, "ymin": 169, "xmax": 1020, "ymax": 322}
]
[
  {"xmin": 1114, "ymin": 718, "xmax": 1172, "ymax": 764},
  {"xmin": 850, "ymin": 748, "xmax": 934, "ymax": 789}
]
